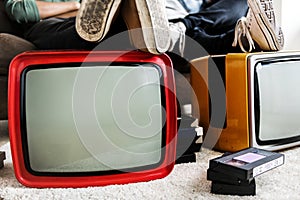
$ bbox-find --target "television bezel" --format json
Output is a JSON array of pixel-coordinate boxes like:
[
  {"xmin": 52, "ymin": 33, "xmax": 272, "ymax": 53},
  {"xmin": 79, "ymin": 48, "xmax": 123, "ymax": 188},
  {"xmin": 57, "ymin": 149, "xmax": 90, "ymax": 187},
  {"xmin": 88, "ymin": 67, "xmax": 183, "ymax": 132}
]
[
  {"xmin": 8, "ymin": 50, "xmax": 177, "ymax": 188},
  {"xmin": 248, "ymin": 52, "xmax": 300, "ymax": 151}
]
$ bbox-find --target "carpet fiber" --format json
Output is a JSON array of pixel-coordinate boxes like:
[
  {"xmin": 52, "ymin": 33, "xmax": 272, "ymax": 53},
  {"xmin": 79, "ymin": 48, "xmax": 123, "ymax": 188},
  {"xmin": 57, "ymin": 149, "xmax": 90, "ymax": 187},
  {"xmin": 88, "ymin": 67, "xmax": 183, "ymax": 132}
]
[{"xmin": 1, "ymin": 142, "xmax": 300, "ymax": 200}]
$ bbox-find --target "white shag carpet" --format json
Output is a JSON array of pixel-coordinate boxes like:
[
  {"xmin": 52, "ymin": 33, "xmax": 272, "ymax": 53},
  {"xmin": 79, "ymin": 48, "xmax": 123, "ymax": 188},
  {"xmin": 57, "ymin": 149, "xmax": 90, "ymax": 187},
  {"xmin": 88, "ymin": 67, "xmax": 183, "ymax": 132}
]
[{"xmin": 0, "ymin": 142, "xmax": 300, "ymax": 200}]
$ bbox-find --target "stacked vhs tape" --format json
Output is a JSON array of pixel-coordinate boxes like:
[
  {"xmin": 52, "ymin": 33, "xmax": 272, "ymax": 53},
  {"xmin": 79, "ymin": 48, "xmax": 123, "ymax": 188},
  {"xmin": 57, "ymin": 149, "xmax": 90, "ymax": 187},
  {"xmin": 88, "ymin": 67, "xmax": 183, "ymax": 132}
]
[
  {"xmin": 0, "ymin": 151, "xmax": 5, "ymax": 169},
  {"xmin": 207, "ymin": 148, "xmax": 284, "ymax": 196},
  {"xmin": 176, "ymin": 116, "xmax": 203, "ymax": 164}
]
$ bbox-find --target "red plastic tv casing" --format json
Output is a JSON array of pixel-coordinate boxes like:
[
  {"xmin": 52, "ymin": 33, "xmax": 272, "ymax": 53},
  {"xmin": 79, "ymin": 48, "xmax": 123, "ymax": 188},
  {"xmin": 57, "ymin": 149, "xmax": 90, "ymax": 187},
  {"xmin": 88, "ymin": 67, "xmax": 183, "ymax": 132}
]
[{"xmin": 8, "ymin": 50, "xmax": 177, "ymax": 188}]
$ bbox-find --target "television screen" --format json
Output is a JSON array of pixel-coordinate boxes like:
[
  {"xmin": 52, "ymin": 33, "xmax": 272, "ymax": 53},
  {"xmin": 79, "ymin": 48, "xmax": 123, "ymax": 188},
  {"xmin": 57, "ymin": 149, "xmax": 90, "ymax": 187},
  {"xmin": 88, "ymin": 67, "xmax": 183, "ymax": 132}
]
[
  {"xmin": 250, "ymin": 54, "xmax": 300, "ymax": 147},
  {"xmin": 8, "ymin": 50, "xmax": 177, "ymax": 188},
  {"xmin": 191, "ymin": 51, "xmax": 300, "ymax": 152}
]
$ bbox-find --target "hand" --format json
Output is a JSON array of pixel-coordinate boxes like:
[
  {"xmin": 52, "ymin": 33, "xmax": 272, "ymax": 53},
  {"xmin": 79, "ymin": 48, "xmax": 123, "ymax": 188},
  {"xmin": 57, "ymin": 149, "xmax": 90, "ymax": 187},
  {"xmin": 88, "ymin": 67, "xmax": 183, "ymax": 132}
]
[{"xmin": 36, "ymin": 1, "xmax": 81, "ymax": 19}]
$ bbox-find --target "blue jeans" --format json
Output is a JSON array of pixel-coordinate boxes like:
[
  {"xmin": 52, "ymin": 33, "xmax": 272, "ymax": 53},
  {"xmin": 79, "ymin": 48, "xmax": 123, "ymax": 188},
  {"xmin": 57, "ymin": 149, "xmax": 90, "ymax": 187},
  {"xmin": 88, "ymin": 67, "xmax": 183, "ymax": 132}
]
[{"xmin": 171, "ymin": 0, "xmax": 249, "ymax": 55}]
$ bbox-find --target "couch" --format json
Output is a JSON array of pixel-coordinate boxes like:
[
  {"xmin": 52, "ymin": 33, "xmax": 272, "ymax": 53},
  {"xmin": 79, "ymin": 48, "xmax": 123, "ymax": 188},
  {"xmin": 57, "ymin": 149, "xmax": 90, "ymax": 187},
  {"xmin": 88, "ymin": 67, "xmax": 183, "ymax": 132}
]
[{"xmin": 0, "ymin": 1, "xmax": 37, "ymax": 132}]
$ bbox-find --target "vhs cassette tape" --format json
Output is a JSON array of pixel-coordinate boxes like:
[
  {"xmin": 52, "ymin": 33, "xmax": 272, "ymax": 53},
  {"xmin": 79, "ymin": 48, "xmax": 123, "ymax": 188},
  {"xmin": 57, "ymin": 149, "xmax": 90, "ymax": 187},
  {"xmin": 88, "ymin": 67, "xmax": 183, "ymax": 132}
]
[
  {"xmin": 211, "ymin": 179, "xmax": 256, "ymax": 196},
  {"xmin": 176, "ymin": 116, "xmax": 203, "ymax": 164},
  {"xmin": 207, "ymin": 168, "xmax": 253, "ymax": 185},
  {"xmin": 209, "ymin": 148, "xmax": 284, "ymax": 180},
  {"xmin": 0, "ymin": 151, "xmax": 5, "ymax": 169}
]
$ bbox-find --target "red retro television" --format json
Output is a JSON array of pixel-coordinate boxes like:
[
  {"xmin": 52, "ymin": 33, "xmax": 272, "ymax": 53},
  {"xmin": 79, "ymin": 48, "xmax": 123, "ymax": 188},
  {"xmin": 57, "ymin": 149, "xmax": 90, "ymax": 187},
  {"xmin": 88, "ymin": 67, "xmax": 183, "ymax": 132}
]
[
  {"xmin": 191, "ymin": 51, "xmax": 300, "ymax": 152},
  {"xmin": 8, "ymin": 50, "xmax": 177, "ymax": 188}
]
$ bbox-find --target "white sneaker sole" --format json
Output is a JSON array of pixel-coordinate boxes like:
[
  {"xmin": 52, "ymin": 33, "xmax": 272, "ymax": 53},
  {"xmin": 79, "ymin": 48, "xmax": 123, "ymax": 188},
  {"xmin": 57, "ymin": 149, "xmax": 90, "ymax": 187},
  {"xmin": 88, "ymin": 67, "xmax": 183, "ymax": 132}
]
[
  {"xmin": 123, "ymin": 0, "xmax": 170, "ymax": 54},
  {"xmin": 76, "ymin": 0, "xmax": 122, "ymax": 42},
  {"xmin": 138, "ymin": 0, "xmax": 171, "ymax": 53}
]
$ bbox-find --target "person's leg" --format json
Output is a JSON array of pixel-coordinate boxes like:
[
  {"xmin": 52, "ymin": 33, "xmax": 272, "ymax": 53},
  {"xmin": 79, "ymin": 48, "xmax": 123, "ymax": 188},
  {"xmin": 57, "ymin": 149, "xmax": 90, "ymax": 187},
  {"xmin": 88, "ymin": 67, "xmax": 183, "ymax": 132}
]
[
  {"xmin": 187, "ymin": 28, "xmax": 241, "ymax": 55},
  {"xmin": 24, "ymin": 17, "xmax": 97, "ymax": 50},
  {"xmin": 169, "ymin": 0, "xmax": 248, "ymax": 55},
  {"xmin": 24, "ymin": 16, "xmax": 129, "ymax": 50},
  {"xmin": 174, "ymin": 0, "xmax": 283, "ymax": 55},
  {"xmin": 183, "ymin": 0, "xmax": 248, "ymax": 35}
]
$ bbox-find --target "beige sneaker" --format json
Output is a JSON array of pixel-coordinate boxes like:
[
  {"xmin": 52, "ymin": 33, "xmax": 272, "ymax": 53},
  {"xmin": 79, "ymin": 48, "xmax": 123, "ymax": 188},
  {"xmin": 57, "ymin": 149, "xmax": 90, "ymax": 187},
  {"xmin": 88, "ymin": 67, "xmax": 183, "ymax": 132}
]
[
  {"xmin": 122, "ymin": 0, "xmax": 171, "ymax": 54},
  {"xmin": 76, "ymin": 0, "xmax": 122, "ymax": 42},
  {"xmin": 233, "ymin": 0, "xmax": 284, "ymax": 52}
]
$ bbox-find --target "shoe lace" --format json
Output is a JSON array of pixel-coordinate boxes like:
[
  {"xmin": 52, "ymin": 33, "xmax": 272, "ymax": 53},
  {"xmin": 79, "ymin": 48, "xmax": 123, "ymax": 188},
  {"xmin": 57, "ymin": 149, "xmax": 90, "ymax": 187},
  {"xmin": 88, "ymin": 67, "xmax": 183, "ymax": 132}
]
[
  {"xmin": 169, "ymin": 22, "xmax": 186, "ymax": 57},
  {"xmin": 232, "ymin": 17, "xmax": 255, "ymax": 53}
]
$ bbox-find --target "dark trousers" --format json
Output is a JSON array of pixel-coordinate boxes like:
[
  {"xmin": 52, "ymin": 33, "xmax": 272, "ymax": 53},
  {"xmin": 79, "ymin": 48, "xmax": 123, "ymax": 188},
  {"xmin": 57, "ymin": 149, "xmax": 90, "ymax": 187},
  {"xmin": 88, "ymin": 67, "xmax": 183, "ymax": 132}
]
[
  {"xmin": 172, "ymin": 0, "xmax": 249, "ymax": 56},
  {"xmin": 24, "ymin": 15, "xmax": 129, "ymax": 50},
  {"xmin": 24, "ymin": 17, "xmax": 93, "ymax": 50},
  {"xmin": 24, "ymin": 0, "xmax": 248, "ymax": 55}
]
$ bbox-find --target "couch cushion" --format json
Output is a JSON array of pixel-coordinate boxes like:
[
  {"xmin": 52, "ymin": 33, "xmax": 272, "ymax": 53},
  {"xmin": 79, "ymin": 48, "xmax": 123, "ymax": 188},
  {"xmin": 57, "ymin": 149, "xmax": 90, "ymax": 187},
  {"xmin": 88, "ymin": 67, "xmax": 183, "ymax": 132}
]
[
  {"xmin": 0, "ymin": 75, "xmax": 7, "ymax": 120},
  {"xmin": 0, "ymin": 0, "xmax": 24, "ymax": 36},
  {"xmin": 0, "ymin": 33, "xmax": 36, "ymax": 75}
]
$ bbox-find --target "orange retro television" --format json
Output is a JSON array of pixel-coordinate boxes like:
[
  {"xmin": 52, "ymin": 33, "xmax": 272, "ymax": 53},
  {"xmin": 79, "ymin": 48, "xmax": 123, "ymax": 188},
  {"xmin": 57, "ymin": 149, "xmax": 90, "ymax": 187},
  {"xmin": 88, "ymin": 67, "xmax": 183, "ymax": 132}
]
[
  {"xmin": 8, "ymin": 50, "xmax": 177, "ymax": 188},
  {"xmin": 191, "ymin": 51, "xmax": 300, "ymax": 152}
]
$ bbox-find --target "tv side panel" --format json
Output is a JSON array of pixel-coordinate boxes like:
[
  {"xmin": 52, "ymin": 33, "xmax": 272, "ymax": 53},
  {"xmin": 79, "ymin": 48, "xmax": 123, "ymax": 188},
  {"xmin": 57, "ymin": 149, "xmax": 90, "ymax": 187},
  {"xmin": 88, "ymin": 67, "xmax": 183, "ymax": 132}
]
[{"xmin": 191, "ymin": 53, "xmax": 251, "ymax": 152}]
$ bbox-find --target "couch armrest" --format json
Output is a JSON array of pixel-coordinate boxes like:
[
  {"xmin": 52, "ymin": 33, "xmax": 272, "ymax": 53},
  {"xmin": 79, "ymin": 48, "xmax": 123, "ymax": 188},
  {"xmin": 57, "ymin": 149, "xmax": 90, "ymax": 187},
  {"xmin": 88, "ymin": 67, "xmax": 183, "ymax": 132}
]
[
  {"xmin": 0, "ymin": 33, "xmax": 36, "ymax": 121},
  {"xmin": 0, "ymin": 33, "xmax": 36, "ymax": 75}
]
